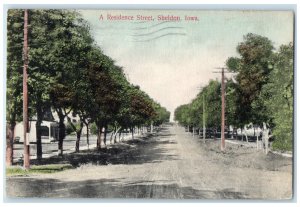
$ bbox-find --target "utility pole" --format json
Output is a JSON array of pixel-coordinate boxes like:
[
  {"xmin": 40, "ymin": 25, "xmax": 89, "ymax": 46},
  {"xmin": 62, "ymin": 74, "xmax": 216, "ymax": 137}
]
[
  {"xmin": 213, "ymin": 67, "xmax": 232, "ymax": 151},
  {"xmin": 221, "ymin": 67, "xmax": 225, "ymax": 151},
  {"xmin": 203, "ymin": 94, "xmax": 206, "ymax": 142},
  {"xmin": 23, "ymin": 9, "xmax": 30, "ymax": 169}
]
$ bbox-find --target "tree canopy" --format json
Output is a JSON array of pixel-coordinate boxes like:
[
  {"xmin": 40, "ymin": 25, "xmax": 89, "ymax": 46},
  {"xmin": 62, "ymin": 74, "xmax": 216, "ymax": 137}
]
[
  {"xmin": 174, "ymin": 33, "xmax": 293, "ymax": 151},
  {"xmin": 6, "ymin": 9, "xmax": 170, "ymax": 164}
]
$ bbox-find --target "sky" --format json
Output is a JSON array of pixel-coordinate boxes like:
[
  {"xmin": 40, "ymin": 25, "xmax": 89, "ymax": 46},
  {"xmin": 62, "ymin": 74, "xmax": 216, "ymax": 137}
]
[{"xmin": 79, "ymin": 10, "xmax": 294, "ymax": 121}]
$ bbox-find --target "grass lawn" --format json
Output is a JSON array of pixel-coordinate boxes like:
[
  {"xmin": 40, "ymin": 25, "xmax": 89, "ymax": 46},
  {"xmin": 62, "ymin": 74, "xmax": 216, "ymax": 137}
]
[{"xmin": 6, "ymin": 164, "xmax": 74, "ymax": 176}]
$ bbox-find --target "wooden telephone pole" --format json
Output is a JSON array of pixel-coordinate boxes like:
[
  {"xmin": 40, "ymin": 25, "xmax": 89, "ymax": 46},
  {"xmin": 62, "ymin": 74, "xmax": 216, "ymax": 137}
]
[
  {"xmin": 213, "ymin": 67, "xmax": 230, "ymax": 151},
  {"xmin": 203, "ymin": 94, "xmax": 206, "ymax": 142},
  {"xmin": 23, "ymin": 9, "xmax": 30, "ymax": 169},
  {"xmin": 221, "ymin": 68, "xmax": 225, "ymax": 151}
]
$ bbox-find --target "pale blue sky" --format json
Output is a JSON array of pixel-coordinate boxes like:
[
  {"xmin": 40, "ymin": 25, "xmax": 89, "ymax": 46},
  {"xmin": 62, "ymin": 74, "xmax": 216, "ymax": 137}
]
[{"xmin": 79, "ymin": 10, "xmax": 294, "ymax": 120}]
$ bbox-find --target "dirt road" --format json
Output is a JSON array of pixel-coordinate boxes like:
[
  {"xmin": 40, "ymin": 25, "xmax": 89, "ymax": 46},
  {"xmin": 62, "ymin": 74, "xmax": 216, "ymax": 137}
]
[{"xmin": 6, "ymin": 125, "xmax": 293, "ymax": 199}]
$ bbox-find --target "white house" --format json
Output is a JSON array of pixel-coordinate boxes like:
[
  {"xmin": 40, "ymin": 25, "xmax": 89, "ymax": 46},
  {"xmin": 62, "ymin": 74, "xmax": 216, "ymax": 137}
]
[
  {"xmin": 15, "ymin": 120, "xmax": 59, "ymax": 143},
  {"xmin": 15, "ymin": 109, "xmax": 89, "ymax": 143}
]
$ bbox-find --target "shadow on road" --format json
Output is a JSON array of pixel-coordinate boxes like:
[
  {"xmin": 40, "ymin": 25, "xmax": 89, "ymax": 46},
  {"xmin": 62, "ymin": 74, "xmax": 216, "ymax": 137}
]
[
  {"xmin": 6, "ymin": 177, "xmax": 248, "ymax": 199},
  {"xmin": 15, "ymin": 131, "xmax": 179, "ymax": 167}
]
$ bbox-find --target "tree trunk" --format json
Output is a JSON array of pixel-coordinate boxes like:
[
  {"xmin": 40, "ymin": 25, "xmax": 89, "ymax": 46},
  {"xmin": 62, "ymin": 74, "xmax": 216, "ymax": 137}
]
[
  {"xmin": 75, "ymin": 130, "xmax": 82, "ymax": 153},
  {"xmin": 103, "ymin": 126, "xmax": 107, "ymax": 146},
  {"xmin": 75, "ymin": 132, "xmax": 80, "ymax": 153},
  {"xmin": 234, "ymin": 128, "xmax": 237, "ymax": 139},
  {"xmin": 6, "ymin": 122, "xmax": 15, "ymax": 166},
  {"xmin": 36, "ymin": 104, "xmax": 44, "ymax": 161},
  {"xmin": 97, "ymin": 125, "xmax": 102, "ymax": 150},
  {"xmin": 131, "ymin": 127, "xmax": 134, "ymax": 139},
  {"xmin": 150, "ymin": 122, "xmax": 153, "ymax": 133},
  {"xmin": 75, "ymin": 123, "xmax": 83, "ymax": 153},
  {"xmin": 118, "ymin": 130, "xmax": 122, "ymax": 142},
  {"xmin": 241, "ymin": 128, "xmax": 244, "ymax": 141},
  {"xmin": 256, "ymin": 134, "xmax": 259, "ymax": 150},
  {"xmin": 114, "ymin": 127, "xmax": 121, "ymax": 143},
  {"xmin": 86, "ymin": 123, "xmax": 90, "ymax": 150},
  {"xmin": 110, "ymin": 130, "xmax": 114, "ymax": 144},
  {"xmin": 58, "ymin": 115, "xmax": 65, "ymax": 156},
  {"xmin": 214, "ymin": 128, "xmax": 217, "ymax": 139},
  {"xmin": 114, "ymin": 131, "xmax": 117, "ymax": 143},
  {"xmin": 262, "ymin": 122, "xmax": 270, "ymax": 154},
  {"xmin": 36, "ymin": 121, "xmax": 42, "ymax": 160}
]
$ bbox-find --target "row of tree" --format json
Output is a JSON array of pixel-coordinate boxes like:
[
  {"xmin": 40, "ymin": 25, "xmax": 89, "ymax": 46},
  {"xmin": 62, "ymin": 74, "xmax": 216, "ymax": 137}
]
[
  {"xmin": 6, "ymin": 9, "xmax": 170, "ymax": 166},
  {"xmin": 174, "ymin": 33, "xmax": 293, "ymax": 151}
]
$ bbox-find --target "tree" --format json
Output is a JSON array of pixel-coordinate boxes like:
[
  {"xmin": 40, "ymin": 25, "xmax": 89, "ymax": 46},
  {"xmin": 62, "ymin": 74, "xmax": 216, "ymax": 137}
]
[
  {"xmin": 85, "ymin": 50, "xmax": 124, "ymax": 149},
  {"xmin": 7, "ymin": 9, "xmax": 170, "ymax": 160},
  {"xmin": 174, "ymin": 104, "xmax": 192, "ymax": 128},
  {"xmin": 225, "ymin": 79, "xmax": 239, "ymax": 132},
  {"xmin": 6, "ymin": 9, "xmax": 86, "ymax": 158},
  {"xmin": 226, "ymin": 33, "xmax": 274, "ymax": 127},
  {"xmin": 175, "ymin": 80, "xmax": 221, "ymax": 138},
  {"xmin": 27, "ymin": 10, "xmax": 56, "ymax": 160},
  {"xmin": 256, "ymin": 43, "xmax": 293, "ymax": 150},
  {"xmin": 226, "ymin": 34, "xmax": 294, "ymax": 151},
  {"xmin": 43, "ymin": 10, "xmax": 93, "ymax": 155},
  {"xmin": 153, "ymin": 105, "xmax": 170, "ymax": 126},
  {"xmin": 6, "ymin": 9, "xmax": 24, "ymax": 165},
  {"xmin": 188, "ymin": 98, "xmax": 201, "ymax": 136},
  {"xmin": 203, "ymin": 80, "xmax": 221, "ymax": 135},
  {"xmin": 127, "ymin": 85, "xmax": 156, "ymax": 138},
  {"xmin": 56, "ymin": 17, "xmax": 94, "ymax": 153}
]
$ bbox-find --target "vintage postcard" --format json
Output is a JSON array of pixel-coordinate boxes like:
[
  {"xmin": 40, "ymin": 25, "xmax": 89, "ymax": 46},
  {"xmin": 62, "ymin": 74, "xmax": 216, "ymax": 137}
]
[{"xmin": 5, "ymin": 7, "xmax": 294, "ymax": 201}]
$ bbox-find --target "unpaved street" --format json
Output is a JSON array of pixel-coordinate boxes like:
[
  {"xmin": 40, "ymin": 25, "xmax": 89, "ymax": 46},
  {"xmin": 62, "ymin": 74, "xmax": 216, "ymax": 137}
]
[{"xmin": 6, "ymin": 125, "xmax": 293, "ymax": 199}]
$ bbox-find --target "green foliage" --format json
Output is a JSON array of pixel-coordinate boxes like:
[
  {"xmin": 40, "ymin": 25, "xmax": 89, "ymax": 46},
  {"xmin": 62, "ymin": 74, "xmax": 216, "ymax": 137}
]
[
  {"xmin": 127, "ymin": 85, "xmax": 156, "ymax": 127},
  {"xmin": 204, "ymin": 80, "xmax": 221, "ymax": 128},
  {"xmin": 225, "ymin": 80, "xmax": 239, "ymax": 127},
  {"xmin": 226, "ymin": 33, "xmax": 274, "ymax": 126},
  {"xmin": 257, "ymin": 43, "xmax": 293, "ymax": 151},
  {"xmin": 6, "ymin": 10, "xmax": 24, "ymax": 125},
  {"xmin": 66, "ymin": 122, "xmax": 75, "ymax": 135},
  {"xmin": 174, "ymin": 80, "xmax": 221, "ymax": 129},
  {"xmin": 6, "ymin": 8, "xmax": 167, "ymax": 153},
  {"xmin": 174, "ymin": 104, "xmax": 191, "ymax": 126},
  {"xmin": 90, "ymin": 123, "xmax": 98, "ymax": 135},
  {"xmin": 153, "ymin": 106, "xmax": 170, "ymax": 126},
  {"xmin": 175, "ymin": 33, "xmax": 293, "ymax": 152}
]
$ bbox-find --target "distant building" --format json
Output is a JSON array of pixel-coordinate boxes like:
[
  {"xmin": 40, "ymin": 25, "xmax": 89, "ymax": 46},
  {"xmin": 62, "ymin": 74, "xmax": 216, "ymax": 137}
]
[
  {"xmin": 14, "ymin": 108, "xmax": 88, "ymax": 143},
  {"xmin": 16, "ymin": 120, "xmax": 59, "ymax": 143}
]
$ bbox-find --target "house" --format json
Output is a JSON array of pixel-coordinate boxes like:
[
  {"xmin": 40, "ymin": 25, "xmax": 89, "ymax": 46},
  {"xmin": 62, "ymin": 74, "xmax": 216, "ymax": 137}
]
[
  {"xmin": 15, "ymin": 120, "xmax": 59, "ymax": 143},
  {"xmin": 14, "ymin": 108, "xmax": 88, "ymax": 143}
]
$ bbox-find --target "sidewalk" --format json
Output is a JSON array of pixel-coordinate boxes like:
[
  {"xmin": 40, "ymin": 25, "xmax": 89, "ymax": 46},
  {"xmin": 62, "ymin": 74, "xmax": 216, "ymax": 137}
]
[
  {"xmin": 13, "ymin": 131, "xmax": 152, "ymax": 162},
  {"xmin": 225, "ymin": 139, "xmax": 293, "ymax": 158},
  {"xmin": 185, "ymin": 130, "xmax": 292, "ymax": 158}
]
